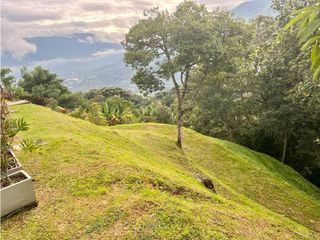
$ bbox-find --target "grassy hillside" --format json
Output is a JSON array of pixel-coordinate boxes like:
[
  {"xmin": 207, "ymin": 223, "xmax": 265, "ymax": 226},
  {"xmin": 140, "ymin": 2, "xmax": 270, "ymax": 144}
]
[{"xmin": 2, "ymin": 104, "xmax": 320, "ymax": 239}]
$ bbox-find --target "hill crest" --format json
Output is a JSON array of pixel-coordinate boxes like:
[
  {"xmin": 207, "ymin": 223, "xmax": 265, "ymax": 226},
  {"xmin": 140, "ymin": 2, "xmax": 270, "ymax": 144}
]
[{"xmin": 2, "ymin": 104, "xmax": 320, "ymax": 239}]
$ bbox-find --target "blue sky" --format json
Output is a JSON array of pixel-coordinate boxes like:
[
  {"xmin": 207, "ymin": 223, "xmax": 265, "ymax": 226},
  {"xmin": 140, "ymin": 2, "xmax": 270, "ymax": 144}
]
[{"xmin": 1, "ymin": 0, "xmax": 246, "ymax": 60}]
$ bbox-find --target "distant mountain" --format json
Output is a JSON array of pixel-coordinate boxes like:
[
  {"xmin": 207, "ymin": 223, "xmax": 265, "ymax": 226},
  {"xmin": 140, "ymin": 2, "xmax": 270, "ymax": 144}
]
[
  {"xmin": 1, "ymin": 33, "xmax": 134, "ymax": 92},
  {"xmin": 1, "ymin": 0, "xmax": 278, "ymax": 92},
  {"xmin": 232, "ymin": 0, "xmax": 276, "ymax": 20},
  {"xmin": 24, "ymin": 35, "xmax": 121, "ymax": 62},
  {"xmin": 62, "ymin": 56, "xmax": 135, "ymax": 92},
  {"xmin": 2, "ymin": 33, "xmax": 122, "ymax": 64}
]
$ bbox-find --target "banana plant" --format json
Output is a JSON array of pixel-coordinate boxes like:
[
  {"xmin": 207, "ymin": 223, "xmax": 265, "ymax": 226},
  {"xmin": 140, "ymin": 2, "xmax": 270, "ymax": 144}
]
[{"xmin": 102, "ymin": 102, "xmax": 122, "ymax": 125}]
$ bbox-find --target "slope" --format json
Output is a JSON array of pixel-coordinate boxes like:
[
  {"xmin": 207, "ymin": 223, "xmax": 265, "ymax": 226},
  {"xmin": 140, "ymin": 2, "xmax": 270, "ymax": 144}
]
[{"xmin": 2, "ymin": 104, "xmax": 320, "ymax": 240}]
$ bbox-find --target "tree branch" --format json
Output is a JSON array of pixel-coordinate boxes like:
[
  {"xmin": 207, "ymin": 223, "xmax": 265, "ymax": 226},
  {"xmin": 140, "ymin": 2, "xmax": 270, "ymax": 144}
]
[
  {"xmin": 183, "ymin": 67, "xmax": 209, "ymax": 114},
  {"xmin": 160, "ymin": 35, "xmax": 181, "ymax": 102}
]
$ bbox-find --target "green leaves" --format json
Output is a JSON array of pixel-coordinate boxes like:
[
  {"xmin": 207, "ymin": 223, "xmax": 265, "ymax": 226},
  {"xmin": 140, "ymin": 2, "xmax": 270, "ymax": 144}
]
[
  {"xmin": 132, "ymin": 68, "xmax": 165, "ymax": 95},
  {"xmin": 13, "ymin": 118, "xmax": 29, "ymax": 131},
  {"xmin": 102, "ymin": 101, "xmax": 121, "ymax": 119},
  {"xmin": 20, "ymin": 139, "xmax": 41, "ymax": 153},
  {"xmin": 101, "ymin": 96, "xmax": 138, "ymax": 125},
  {"xmin": 18, "ymin": 65, "xmax": 70, "ymax": 104},
  {"xmin": 7, "ymin": 118, "xmax": 29, "ymax": 138},
  {"xmin": 0, "ymin": 68, "xmax": 15, "ymax": 90},
  {"xmin": 285, "ymin": 2, "xmax": 320, "ymax": 80},
  {"xmin": 123, "ymin": 1, "xmax": 222, "ymax": 93},
  {"xmin": 1, "ymin": 90, "xmax": 32, "ymax": 182}
]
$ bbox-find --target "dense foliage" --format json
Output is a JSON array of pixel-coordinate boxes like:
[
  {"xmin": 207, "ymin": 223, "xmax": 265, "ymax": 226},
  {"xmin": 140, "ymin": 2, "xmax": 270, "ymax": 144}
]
[
  {"xmin": 182, "ymin": 0, "xmax": 320, "ymax": 183},
  {"xmin": 17, "ymin": 66, "xmax": 70, "ymax": 106},
  {"xmin": 0, "ymin": 68, "xmax": 15, "ymax": 94}
]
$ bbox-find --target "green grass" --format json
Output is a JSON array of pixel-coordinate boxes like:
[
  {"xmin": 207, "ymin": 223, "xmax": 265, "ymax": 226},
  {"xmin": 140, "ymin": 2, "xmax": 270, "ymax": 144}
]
[{"xmin": 2, "ymin": 104, "xmax": 320, "ymax": 239}]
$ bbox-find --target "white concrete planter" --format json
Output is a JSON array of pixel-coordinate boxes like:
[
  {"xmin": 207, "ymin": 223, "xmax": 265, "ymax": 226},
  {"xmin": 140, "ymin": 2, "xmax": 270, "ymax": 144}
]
[
  {"xmin": 1, "ymin": 170, "xmax": 37, "ymax": 218},
  {"xmin": 7, "ymin": 149, "xmax": 23, "ymax": 175}
]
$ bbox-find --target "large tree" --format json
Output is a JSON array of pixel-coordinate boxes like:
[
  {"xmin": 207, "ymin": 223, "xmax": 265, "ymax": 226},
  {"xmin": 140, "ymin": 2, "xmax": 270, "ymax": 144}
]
[
  {"xmin": 19, "ymin": 65, "xmax": 70, "ymax": 104},
  {"xmin": 185, "ymin": 14, "xmax": 255, "ymax": 142},
  {"xmin": 123, "ymin": 1, "xmax": 225, "ymax": 148},
  {"xmin": 186, "ymin": 11, "xmax": 320, "ymax": 180}
]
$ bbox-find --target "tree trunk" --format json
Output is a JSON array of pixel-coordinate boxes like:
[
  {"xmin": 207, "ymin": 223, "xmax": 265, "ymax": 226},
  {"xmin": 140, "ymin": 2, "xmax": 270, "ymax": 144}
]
[
  {"xmin": 1, "ymin": 154, "xmax": 10, "ymax": 187},
  {"xmin": 176, "ymin": 97, "xmax": 183, "ymax": 149},
  {"xmin": 177, "ymin": 112, "xmax": 183, "ymax": 149},
  {"xmin": 281, "ymin": 130, "xmax": 288, "ymax": 163},
  {"xmin": 229, "ymin": 127, "xmax": 235, "ymax": 141}
]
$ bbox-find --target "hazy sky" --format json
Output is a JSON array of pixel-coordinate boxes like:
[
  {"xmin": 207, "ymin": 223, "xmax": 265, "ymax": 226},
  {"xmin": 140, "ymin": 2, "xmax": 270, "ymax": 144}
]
[{"xmin": 1, "ymin": 0, "xmax": 246, "ymax": 59}]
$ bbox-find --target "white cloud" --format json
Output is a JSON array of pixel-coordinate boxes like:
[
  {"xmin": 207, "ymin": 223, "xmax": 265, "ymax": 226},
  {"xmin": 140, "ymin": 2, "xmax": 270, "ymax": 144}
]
[
  {"xmin": 1, "ymin": 0, "xmax": 245, "ymax": 59},
  {"xmin": 199, "ymin": 0, "xmax": 246, "ymax": 9},
  {"xmin": 1, "ymin": 18, "xmax": 37, "ymax": 59},
  {"xmin": 92, "ymin": 48, "xmax": 124, "ymax": 57}
]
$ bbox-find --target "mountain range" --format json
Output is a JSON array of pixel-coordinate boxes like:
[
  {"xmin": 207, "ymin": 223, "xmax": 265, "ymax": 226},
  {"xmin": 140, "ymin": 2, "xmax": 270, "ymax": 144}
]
[
  {"xmin": 232, "ymin": 0, "xmax": 275, "ymax": 20},
  {"xmin": 1, "ymin": 0, "xmax": 276, "ymax": 92}
]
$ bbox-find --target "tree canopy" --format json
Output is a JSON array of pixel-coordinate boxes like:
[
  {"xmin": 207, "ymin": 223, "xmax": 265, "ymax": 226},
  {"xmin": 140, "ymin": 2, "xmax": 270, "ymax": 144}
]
[
  {"xmin": 123, "ymin": 1, "xmax": 246, "ymax": 148},
  {"xmin": 0, "ymin": 68, "xmax": 15, "ymax": 91}
]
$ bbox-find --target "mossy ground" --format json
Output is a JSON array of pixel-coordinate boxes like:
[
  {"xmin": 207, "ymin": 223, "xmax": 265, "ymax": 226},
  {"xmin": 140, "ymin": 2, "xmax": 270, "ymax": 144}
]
[{"xmin": 1, "ymin": 104, "xmax": 320, "ymax": 239}]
